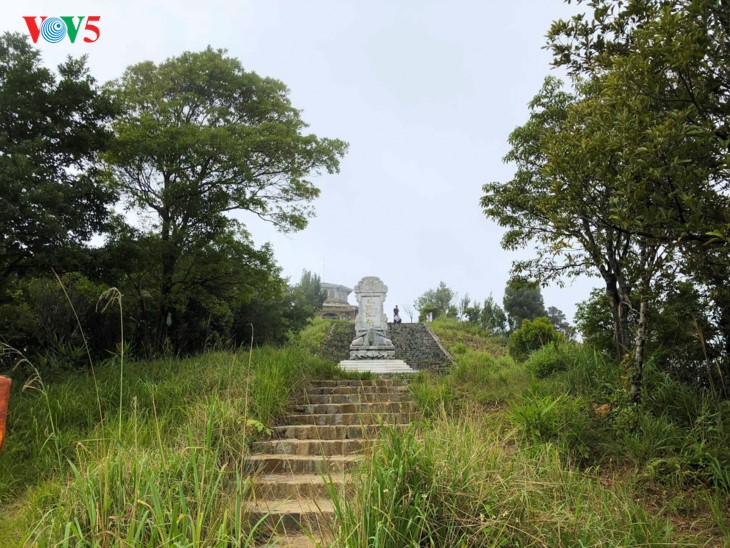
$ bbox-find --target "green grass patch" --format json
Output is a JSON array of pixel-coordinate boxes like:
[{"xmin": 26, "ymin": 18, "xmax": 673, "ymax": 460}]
[
  {"xmin": 330, "ymin": 411, "xmax": 679, "ymax": 547},
  {"xmin": 0, "ymin": 345, "xmax": 339, "ymax": 544}
]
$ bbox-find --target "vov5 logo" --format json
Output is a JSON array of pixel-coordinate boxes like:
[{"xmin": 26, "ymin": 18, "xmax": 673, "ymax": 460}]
[{"xmin": 23, "ymin": 16, "xmax": 101, "ymax": 44}]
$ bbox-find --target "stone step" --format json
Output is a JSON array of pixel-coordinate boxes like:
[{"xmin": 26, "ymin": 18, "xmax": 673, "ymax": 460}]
[
  {"xmin": 253, "ymin": 473, "xmax": 349, "ymax": 500},
  {"xmin": 293, "ymin": 401, "xmax": 417, "ymax": 415},
  {"xmin": 302, "ymin": 392, "xmax": 411, "ymax": 404},
  {"xmin": 252, "ymin": 438, "xmax": 369, "ymax": 456},
  {"xmin": 273, "ymin": 423, "xmax": 408, "ymax": 440},
  {"xmin": 308, "ymin": 379, "xmax": 408, "ymax": 387},
  {"xmin": 284, "ymin": 411, "xmax": 419, "ymax": 426},
  {"xmin": 247, "ymin": 454, "xmax": 361, "ymax": 474},
  {"xmin": 247, "ymin": 499, "xmax": 334, "ymax": 536},
  {"xmin": 339, "ymin": 359, "xmax": 417, "ymax": 374},
  {"xmin": 304, "ymin": 385, "xmax": 409, "ymax": 395}
]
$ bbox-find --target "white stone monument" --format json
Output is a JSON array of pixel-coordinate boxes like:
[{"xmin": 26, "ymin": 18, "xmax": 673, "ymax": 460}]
[{"xmin": 339, "ymin": 276, "xmax": 415, "ymax": 374}]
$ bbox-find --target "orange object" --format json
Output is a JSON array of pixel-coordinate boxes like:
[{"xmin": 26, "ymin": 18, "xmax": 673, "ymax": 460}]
[{"xmin": 0, "ymin": 376, "xmax": 11, "ymax": 454}]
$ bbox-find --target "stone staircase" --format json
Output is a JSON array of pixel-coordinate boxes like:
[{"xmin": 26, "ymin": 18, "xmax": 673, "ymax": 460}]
[{"xmin": 247, "ymin": 379, "xmax": 417, "ymax": 546}]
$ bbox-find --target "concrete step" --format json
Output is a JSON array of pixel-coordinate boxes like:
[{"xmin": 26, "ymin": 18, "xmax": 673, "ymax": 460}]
[
  {"xmin": 284, "ymin": 411, "xmax": 419, "ymax": 426},
  {"xmin": 293, "ymin": 402, "xmax": 417, "ymax": 415},
  {"xmin": 273, "ymin": 423, "xmax": 408, "ymax": 440},
  {"xmin": 308, "ymin": 379, "xmax": 408, "ymax": 387},
  {"xmin": 252, "ymin": 438, "xmax": 369, "ymax": 456},
  {"xmin": 247, "ymin": 454, "xmax": 361, "ymax": 474},
  {"xmin": 302, "ymin": 392, "xmax": 411, "ymax": 404},
  {"xmin": 304, "ymin": 385, "xmax": 409, "ymax": 395},
  {"xmin": 247, "ymin": 499, "xmax": 334, "ymax": 536},
  {"xmin": 339, "ymin": 359, "xmax": 417, "ymax": 374},
  {"xmin": 253, "ymin": 473, "xmax": 349, "ymax": 500}
]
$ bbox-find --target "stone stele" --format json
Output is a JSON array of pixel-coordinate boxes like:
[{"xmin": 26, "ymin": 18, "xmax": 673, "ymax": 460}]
[{"xmin": 349, "ymin": 276, "xmax": 395, "ymax": 359}]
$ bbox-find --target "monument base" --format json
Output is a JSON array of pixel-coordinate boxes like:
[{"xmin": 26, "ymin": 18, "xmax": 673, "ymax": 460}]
[
  {"xmin": 349, "ymin": 347, "xmax": 396, "ymax": 360},
  {"xmin": 338, "ymin": 359, "xmax": 417, "ymax": 374}
]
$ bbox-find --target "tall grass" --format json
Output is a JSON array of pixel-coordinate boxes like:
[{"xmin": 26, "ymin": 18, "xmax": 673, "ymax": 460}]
[
  {"xmin": 0, "ymin": 342, "xmax": 340, "ymax": 544},
  {"xmin": 330, "ymin": 410, "xmax": 679, "ymax": 547},
  {"xmin": 409, "ymin": 320, "xmax": 730, "ymax": 544}
]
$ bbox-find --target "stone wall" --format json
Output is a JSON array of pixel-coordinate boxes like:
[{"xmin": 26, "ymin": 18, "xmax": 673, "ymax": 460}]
[{"xmin": 319, "ymin": 322, "xmax": 454, "ymax": 370}]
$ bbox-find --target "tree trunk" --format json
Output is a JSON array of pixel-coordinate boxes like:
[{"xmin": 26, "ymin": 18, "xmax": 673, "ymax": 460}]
[
  {"xmin": 605, "ymin": 274, "xmax": 631, "ymax": 360},
  {"xmin": 712, "ymin": 282, "xmax": 730, "ymax": 397},
  {"xmin": 630, "ymin": 300, "xmax": 649, "ymax": 403},
  {"xmin": 160, "ymin": 211, "xmax": 177, "ymax": 349}
]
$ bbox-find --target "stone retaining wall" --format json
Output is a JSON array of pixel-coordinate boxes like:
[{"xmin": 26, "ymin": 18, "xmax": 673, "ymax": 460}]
[{"xmin": 320, "ymin": 322, "xmax": 453, "ymax": 370}]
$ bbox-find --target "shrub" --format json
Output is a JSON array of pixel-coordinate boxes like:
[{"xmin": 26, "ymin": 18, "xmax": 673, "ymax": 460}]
[
  {"xmin": 0, "ymin": 273, "xmax": 118, "ymax": 373},
  {"xmin": 508, "ymin": 317, "xmax": 562, "ymax": 361},
  {"xmin": 525, "ymin": 343, "xmax": 567, "ymax": 378}
]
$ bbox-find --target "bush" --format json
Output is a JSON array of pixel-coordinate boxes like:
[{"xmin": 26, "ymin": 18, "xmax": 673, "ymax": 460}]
[
  {"xmin": 508, "ymin": 317, "xmax": 562, "ymax": 361},
  {"xmin": 525, "ymin": 343, "xmax": 567, "ymax": 378},
  {"xmin": 0, "ymin": 273, "xmax": 118, "ymax": 373}
]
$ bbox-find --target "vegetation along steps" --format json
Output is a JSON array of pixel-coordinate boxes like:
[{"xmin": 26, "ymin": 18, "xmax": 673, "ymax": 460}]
[{"xmin": 247, "ymin": 378, "xmax": 417, "ymax": 546}]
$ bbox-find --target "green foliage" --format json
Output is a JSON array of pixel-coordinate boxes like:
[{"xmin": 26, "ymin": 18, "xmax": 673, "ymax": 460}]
[
  {"xmin": 291, "ymin": 316, "xmax": 334, "ymax": 355},
  {"xmin": 0, "ymin": 33, "xmax": 117, "ymax": 281},
  {"xmin": 575, "ymin": 289, "xmax": 616, "ymax": 355},
  {"xmin": 503, "ymin": 278, "xmax": 546, "ymax": 331},
  {"xmin": 576, "ymin": 282, "xmax": 722, "ymax": 391},
  {"xmin": 415, "ymin": 281, "xmax": 456, "ymax": 321},
  {"xmin": 416, "ymin": 318, "xmax": 527, "ymax": 409},
  {"xmin": 408, "ymin": 315, "xmax": 729, "ymax": 542},
  {"xmin": 0, "ymin": 273, "xmax": 118, "ymax": 372},
  {"xmin": 330, "ymin": 413, "xmax": 675, "ymax": 547},
  {"xmin": 546, "ymin": 305, "xmax": 572, "ymax": 337},
  {"xmin": 0, "ymin": 346, "xmax": 338, "ymax": 543},
  {"xmin": 290, "ymin": 270, "xmax": 326, "ymax": 315},
  {"xmin": 544, "ymin": 0, "xmax": 730, "ymax": 391},
  {"xmin": 99, "ymin": 46, "xmax": 347, "ymax": 354},
  {"xmin": 107, "ymin": 46, "xmax": 347, "ymax": 235},
  {"xmin": 463, "ymin": 294, "xmax": 508, "ymax": 335},
  {"xmin": 508, "ymin": 317, "xmax": 562, "ymax": 362},
  {"xmin": 525, "ymin": 343, "xmax": 568, "ymax": 378}
]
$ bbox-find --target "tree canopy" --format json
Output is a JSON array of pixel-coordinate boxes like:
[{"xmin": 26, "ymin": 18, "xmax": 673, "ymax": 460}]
[
  {"xmin": 0, "ymin": 39, "xmax": 348, "ymax": 363},
  {"xmin": 484, "ymin": 0, "xmax": 730, "ymax": 399},
  {"xmin": 0, "ymin": 32, "xmax": 116, "ymax": 283},
  {"xmin": 104, "ymin": 47, "xmax": 348, "ymax": 349}
]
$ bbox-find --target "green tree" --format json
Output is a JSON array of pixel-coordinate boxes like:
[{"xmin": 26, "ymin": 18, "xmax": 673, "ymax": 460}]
[
  {"xmin": 0, "ymin": 33, "xmax": 116, "ymax": 283},
  {"xmin": 508, "ymin": 317, "xmax": 562, "ymax": 362},
  {"xmin": 97, "ymin": 224, "xmax": 282, "ymax": 354},
  {"xmin": 479, "ymin": 294, "xmax": 508, "ymax": 335},
  {"xmin": 503, "ymin": 278, "xmax": 546, "ymax": 331},
  {"xmin": 482, "ymin": 79, "xmax": 634, "ymax": 356},
  {"xmin": 290, "ymin": 270, "xmax": 327, "ymax": 316},
  {"xmin": 546, "ymin": 306, "xmax": 572, "ymax": 339},
  {"xmin": 545, "ymin": 0, "xmax": 730, "ymax": 398},
  {"xmin": 415, "ymin": 281, "xmax": 456, "ymax": 321},
  {"xmin": 105, "ymin": 47, "xmax": 348, "ymax": 346}
]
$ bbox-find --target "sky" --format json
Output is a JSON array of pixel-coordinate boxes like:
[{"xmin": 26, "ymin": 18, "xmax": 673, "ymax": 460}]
[{"xmin": 3, "ymin": 0, "xmax": 600, "ymax": 323}]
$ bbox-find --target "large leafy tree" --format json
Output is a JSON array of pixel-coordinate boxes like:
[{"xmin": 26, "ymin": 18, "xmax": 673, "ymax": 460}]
[
  {"xmin": 0, "ymin": 33, "xmax": 116, "ymax": 284},
  {"xmin": 546, "ymin": 0, "xmax": 730, "ymax": 395},
  {"xmin": 482, "ymin": 79, "xmax": 635, "ymax": 357},
  {"xmin": 105, "ymin": 47, "xmax": 348, "ymax": 340}
]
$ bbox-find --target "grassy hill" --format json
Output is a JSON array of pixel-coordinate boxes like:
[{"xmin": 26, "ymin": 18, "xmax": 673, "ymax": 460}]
[
  {"xmin": 379, "ymin": 317, "xmax": 730, "ymax": 546},
  {"xmin": 1, "ymin": 317, "xmax": 728, "ymax": 545},
  {"xmin": 0, "ymin": 320, "xmax": 346, "ymax": 545}
]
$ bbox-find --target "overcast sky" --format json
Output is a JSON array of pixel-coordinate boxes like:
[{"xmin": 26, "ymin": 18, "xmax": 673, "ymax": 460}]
[{"xmin": 3, "ymin": 0, "xmax": 599, "ymax": 323}]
